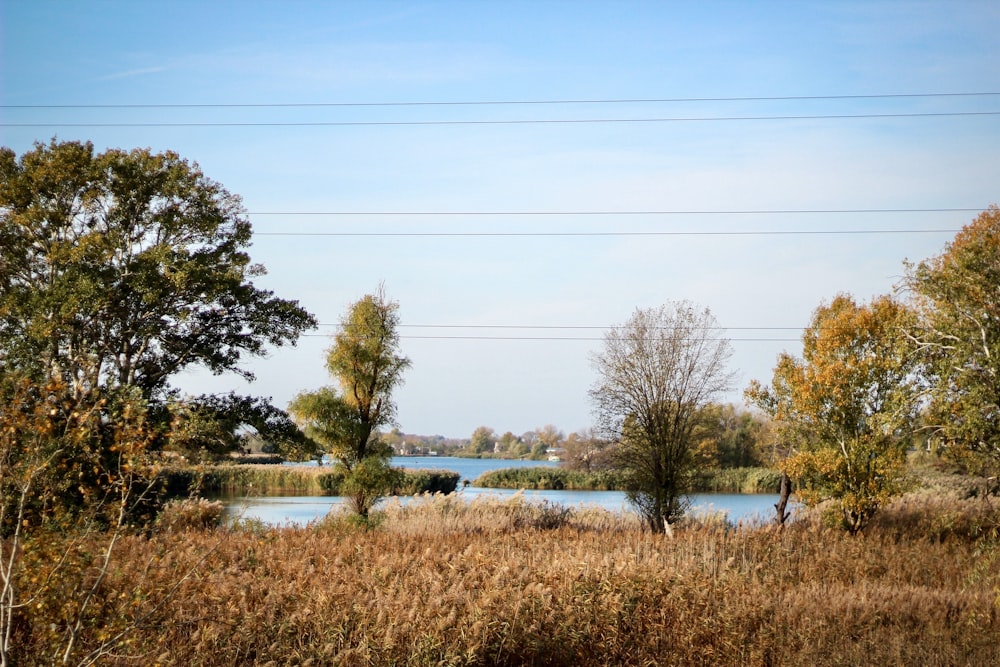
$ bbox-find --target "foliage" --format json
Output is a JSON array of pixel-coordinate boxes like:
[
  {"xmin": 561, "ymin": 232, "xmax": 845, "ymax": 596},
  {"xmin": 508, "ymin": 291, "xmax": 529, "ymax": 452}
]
[
  {"xmin": 158, "ymin": 464, "xmax": 458, "ymax": 497},
  {"xmin": 475, "ymin": 465, "xmax": 780, "ymax": 494},
  {"xmin": 0, "ymin": 140, "xmax": 315, "ymax": 664},
  {"xmin": 690, "ymin": 467, "xmax": 784, "ymax": 494},
  {"xmin": 690, "ymin": 403, "xmax": 769, "ymax": 468},
  {"xmin": 746, "ymin": 294, "xmax": 921, "ymax": 533},
  {"xmin": 162, "ymin": 393, "xmax": 314, "ymax": 463},
  {"xmin": 466, "ymin": 425, "xmax": 498, "ymax": 455},
  {"xmin": 0, "ymin": 139, "xmax": 316, "ymax": 402},
  {"xmin": 590, "ymin": 301, "xmax": 735, "ymax": 532},
  {"xmin": 560, "ymin": 428, "xmax": 614, "ymax": 471},
  {"xmin": 474, "ymin": 466, "xmax": 628, "ymax": 491},
  {"xmin": 394, "ymin": 468, "xmax": 461, "ymax": 495},
  {"xmin": 903, "ymin": 205, "xmax": 1000, "ymax": 474},
  {"xmin": 0, "ymin": 374, "xmax": 164, "ymax": 665},
  {"xmin": 288, "ymin": 287, "xmax": 411, "ymax": 517},
  {"xmin": 0, "ymin": 374, "xmax": 158, "ymax": 535}
]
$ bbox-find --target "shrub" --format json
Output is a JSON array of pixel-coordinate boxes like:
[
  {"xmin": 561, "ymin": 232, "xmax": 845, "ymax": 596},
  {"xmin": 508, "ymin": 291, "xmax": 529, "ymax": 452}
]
[{"xmin": 393, "ymin": 468, "xmax": 461, "ymax": 494}]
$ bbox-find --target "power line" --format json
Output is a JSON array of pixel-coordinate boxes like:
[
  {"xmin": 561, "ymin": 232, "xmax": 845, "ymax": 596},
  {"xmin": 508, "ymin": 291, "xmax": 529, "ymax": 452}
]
[
  {"xmin": 253, "ymin": 228, "xmax": 959, "ymax": 237},
  {"xmin": 301, "ymin": 333, "xmax": 800, "ymax": 342},
  {"xmin": 5, "ymin": 91, "xmax": 998, "ymax": 109},
  {"xmin": 318, "ymin": 324, "xmax": 807, "ymax": 332},
  {"xmin": 5, "ymin": 111, "xmax": 1000, "ymax": 128},
  {"xmin": 243, "ymin": 208, "xmax": 986, "ymax": 216},
  {"xmin": 247, "ymin": 208, "xmax": 980, "ymax": 216}
]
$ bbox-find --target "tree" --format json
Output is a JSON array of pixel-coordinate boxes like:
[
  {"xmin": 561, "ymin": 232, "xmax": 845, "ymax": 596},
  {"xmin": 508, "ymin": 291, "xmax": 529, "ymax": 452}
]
[
  {"xmin": 561, "ymin": 428, "xmax": 613, "ymax": 472},
  {"xmin": 0, "ymin": 140, "xmax": 316, "ymax": 403},
  {"xmin": 745, "ymin": 294, "xmax": 920, "ymax": 534},
  {"xmin": 533, "ymin": 424, "xmax": 565, "ymax": 459},
  {"xmin": 902, "ymin": 205, "xmax": 1000, "ymax": 474},
  {"xmin": 164, "ymin": 393, "xmax": 314, "ymax": 462},
  {"xmin": 0, "ymin": 140, "xmax": 314, "ymax": 662},
  {"xmin": 590, "ymin": 301, "xmax": 735, "ymax": 533},
  {"xmin": 468, "ymin": 426, "xmax": 497, "ymax": 455},
  {"xmin": 690, "ymin": 403, "xmax": 767, "ymax": 469},
  {"xmin": 288, "ymin": 287, "xmax": 410, "ymax": 517},
  {"xmin": 498, "ymin": 431, "xmax": 527, "ymax": 458}
]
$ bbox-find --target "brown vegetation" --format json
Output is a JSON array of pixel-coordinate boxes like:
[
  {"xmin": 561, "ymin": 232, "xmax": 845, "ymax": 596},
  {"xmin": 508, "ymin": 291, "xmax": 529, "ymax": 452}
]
[{"xmin": 10, "ymin": 492, "xmax": 1000, "ymax": 666}]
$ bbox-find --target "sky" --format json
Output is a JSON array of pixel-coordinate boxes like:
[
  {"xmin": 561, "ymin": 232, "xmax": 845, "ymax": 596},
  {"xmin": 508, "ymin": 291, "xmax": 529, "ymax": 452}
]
[{"xmin": 2, "ymin": 1, "xmax": 999, "ymax": 439}]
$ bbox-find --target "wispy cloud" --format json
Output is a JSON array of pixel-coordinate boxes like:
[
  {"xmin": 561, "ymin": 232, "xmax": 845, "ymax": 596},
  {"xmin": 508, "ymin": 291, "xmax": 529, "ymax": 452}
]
[{"xmin": 95, "ymin": 65, "xmax": 168, "ymax": 82}]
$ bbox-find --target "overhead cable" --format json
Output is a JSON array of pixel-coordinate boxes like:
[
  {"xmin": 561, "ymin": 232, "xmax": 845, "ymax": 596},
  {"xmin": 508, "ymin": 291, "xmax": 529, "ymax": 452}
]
[
  {"xmin": 247, "ymin": 208, "xmax": 980, "ymax": 216},
  {"xmin": 5, "ymin": 111, "xmax": 1000, "ymax": 128},
  {"xmin": 253, "ymin": 228, "xmax": 959, "ymax": 237},
  {"xmin": 5, "ymin": 91, "xmax": 998, "ymax": 109}
]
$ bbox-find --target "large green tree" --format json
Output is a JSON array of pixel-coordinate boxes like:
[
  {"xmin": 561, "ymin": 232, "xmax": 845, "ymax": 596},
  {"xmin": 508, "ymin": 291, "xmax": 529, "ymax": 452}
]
[
  {"xmin": 590, "ymin": 301, "xmax": 734, "ymax": 533},
  {"xmin": 289, "ymin": 287, "xmax": 410, "ymax": 517},
  {"xmin": 745, "ymin": 294, "xmax": 920, "ymax": 534},
  {"xmin": 0, "ymin": 140, "xmax": 316, "ymax": 402},
  {"xmin": 903, "ymin": 205, "xmax": 1000, "ymax": 473}
]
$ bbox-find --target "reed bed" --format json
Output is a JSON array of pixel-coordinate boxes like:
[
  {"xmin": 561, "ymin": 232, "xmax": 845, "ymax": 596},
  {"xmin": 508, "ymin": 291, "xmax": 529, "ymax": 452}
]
[
  {"xmin": 13, "ymin": 491, "xmax": 1000, "ymax": 666},
  {"xmin": 473, "ymin": 466, "xmax": 627, "ymax": 491},
  {"xmin": 692, "ymin": 467, "xmax": 784, "ymax": 494},
  {"xmin": 159, "ymin": 464, "xmax": 460, "ymax": 497},
  {"xmin": 475, "ymin": 466, "xmax": 781, "ymax": 494}
]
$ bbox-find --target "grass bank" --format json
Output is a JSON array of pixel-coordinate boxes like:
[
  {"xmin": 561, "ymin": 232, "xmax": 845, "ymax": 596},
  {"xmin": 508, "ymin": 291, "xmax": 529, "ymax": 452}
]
[
  {"xmin": 158, "ymin": 464, "xmax": 460, "ymax": 497},
  {"xmin": 12, "ymin": 491, "xmax": 1000, "ymax": 666},
  {"xmin": 474, "ymin": 466, "xmax": 782, "ymax": 493}
]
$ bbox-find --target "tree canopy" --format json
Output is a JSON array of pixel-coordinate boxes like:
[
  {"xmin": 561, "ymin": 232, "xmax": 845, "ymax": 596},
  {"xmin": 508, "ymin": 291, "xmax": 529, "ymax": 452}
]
[
  {"xmin": 289, "ymin": 287, "xmax": 410, "ymax": 516},
  {"xmin": 746, "ymin": 293, "xmax": 920, "ymax": 533},
  {"xmin": 590, "ymin": 301, "xmax": 734, "ymax": 532},
  {"xmin": 0, "ymin": 140, "xmax": 317, "ymax": 402},
  {"xmin": 903, "ymin": 205, "xmax": 1000, "ymax": 472}
]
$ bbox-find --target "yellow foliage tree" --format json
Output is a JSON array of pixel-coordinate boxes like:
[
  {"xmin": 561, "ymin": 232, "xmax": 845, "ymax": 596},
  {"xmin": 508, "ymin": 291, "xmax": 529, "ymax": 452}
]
[{"xmin": 745, "ymin": 294, "xmax": 920, "ymax": 533}]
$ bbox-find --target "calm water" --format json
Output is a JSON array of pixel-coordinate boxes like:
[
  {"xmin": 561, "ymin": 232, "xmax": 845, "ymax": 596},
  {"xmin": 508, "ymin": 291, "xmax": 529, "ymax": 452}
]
[{"xmin": 222, "ymin": 457, "xmax": 787, "ymax": 526}]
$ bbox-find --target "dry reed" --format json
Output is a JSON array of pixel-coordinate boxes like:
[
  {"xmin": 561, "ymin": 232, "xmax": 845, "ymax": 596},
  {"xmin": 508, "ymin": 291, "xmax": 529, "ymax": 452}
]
[{"xmin": 12, "ymin": 494, "xmax": 1000, "ymax": 666}]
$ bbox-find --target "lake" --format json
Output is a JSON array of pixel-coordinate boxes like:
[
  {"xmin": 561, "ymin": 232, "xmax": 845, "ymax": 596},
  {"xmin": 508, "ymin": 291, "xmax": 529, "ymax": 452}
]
[{"xmin": 222, "ymin": 456, "xmax": 789, "ymax": 526}]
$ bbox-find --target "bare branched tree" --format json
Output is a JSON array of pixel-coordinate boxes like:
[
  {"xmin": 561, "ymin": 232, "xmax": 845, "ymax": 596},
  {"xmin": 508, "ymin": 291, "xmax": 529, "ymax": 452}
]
[{"xmin": 590, "ymin": 302, "xmax": 735, "ymax": 533}]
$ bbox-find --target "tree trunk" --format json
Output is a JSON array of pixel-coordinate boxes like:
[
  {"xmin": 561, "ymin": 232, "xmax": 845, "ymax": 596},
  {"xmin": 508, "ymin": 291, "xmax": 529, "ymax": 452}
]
[{"xmin": 774, "ymin": 470, "xmax": 792, "ymax": 525}]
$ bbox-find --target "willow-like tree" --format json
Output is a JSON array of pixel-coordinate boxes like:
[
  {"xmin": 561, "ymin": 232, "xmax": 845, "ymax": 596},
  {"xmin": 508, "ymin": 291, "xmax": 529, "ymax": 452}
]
[
  {"xmin": 903, "ymin": 205, "xmax": 1000, "ymax": 475},
  {"xmin": 289, "ymin": 288, "xmax": 410, "ymax": 517},
  {"xmin": 745, "ymin": 294, "xmax": 920, "ymax": 534},
  {"xmin": 590, "ymin": 302, "xmax": 734, "ymax": 533}
]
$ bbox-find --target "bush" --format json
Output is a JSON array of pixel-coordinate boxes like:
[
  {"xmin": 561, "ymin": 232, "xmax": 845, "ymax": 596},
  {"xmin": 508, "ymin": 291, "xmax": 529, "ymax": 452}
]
[{"xmin": 393, "ymin": 468, "xmax": 461, "ymax": 494}]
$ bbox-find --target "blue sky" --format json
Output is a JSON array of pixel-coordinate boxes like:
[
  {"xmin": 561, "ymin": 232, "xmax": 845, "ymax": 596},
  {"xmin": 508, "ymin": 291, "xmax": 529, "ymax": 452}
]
[{"xmin": 3, "ymin": 1, "xmax": 998, "ymax": 438}]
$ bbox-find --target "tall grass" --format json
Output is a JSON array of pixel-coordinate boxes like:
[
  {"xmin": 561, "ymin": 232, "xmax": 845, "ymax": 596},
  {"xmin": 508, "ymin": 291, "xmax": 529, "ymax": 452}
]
[{"xmin": 11, "ymin": 492, "xmax": 1000, "ymax": 666}]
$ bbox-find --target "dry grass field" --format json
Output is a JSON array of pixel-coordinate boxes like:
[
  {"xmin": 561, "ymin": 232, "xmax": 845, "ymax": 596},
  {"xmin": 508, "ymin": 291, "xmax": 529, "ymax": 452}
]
[{"xmin": 11, "ymin": 491, "xmax": 1000, "ymax": 666}]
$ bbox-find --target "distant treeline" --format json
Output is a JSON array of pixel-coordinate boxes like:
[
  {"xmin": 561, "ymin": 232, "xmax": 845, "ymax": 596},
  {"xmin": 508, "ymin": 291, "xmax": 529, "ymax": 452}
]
[
  {"xmin": 159, "ymin": 465, "xmax": 460, "ymax": 498},
  {"xmin": 474, "ymin": 466, "xmax": 783, "ymax": 494}
]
